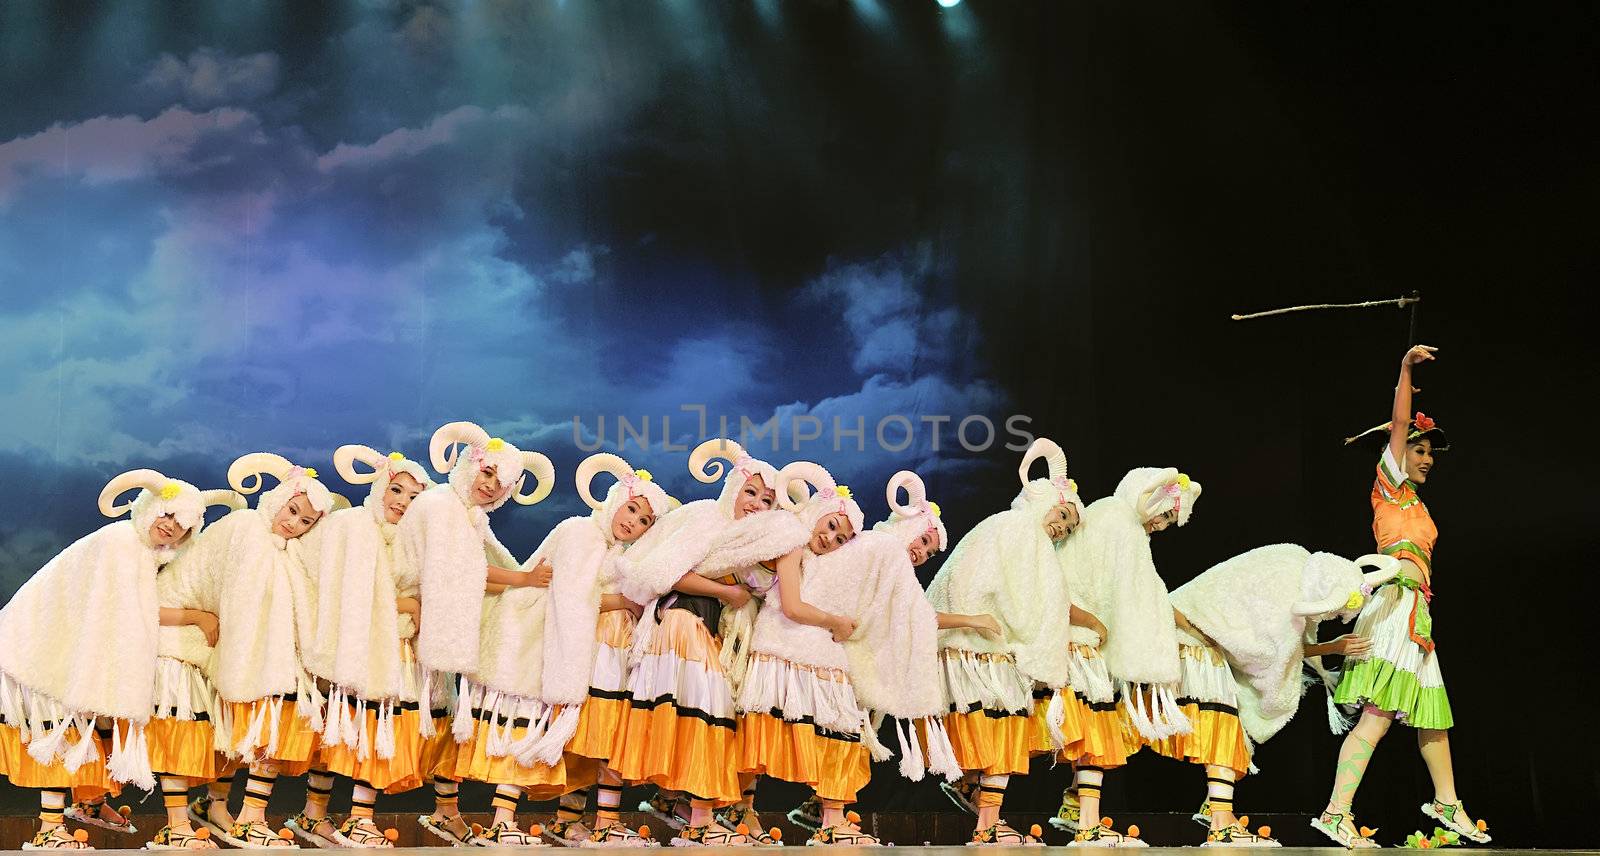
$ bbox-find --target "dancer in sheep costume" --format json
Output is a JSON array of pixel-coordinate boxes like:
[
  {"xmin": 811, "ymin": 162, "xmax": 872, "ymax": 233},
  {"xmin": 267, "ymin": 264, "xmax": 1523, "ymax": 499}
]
[
  {"xmin": 1166, "ymin": 546, "xmax": 1401, "ymax": 847},
  {"xmin": 454, "ymin": 453, "xmax": 667, "ymax": 849},
  {"xmin": 0, "ymin": 471, "xmax": 235, "ymax": 851},
  {"xmin": 164, "ymin": 453, "xmax": 337, "ymax": 849},
  {"xmin": 924, "ymin": 438, "xmax": 1087, "ymax": 846},
  {"xmin": 784, "ymin": 470, "xmax": 1003, "ymax": 836},
  {"xmin": 1054, "ymin": 465, "xmax": 1200, "ymax": 847},
  {"xmin": 611, "ymin": 439, "xmax": 808, "ymax": 846},
  {"xmin": 1314, "ymin": 345, "xmax": 1488, "ymax": 848},
  {"xmin": 401, "ymin": 422, "xmax": 554, "ymax": 849},
  {"xmin": 542, "ymin": 457, "xmax": 677, "ymax": 848},
  {"xmin": 282, "ymin": 446, "xmax": 435, "ymax": 849},
  {"xmin": 732, "ymin": 462, "xmax": 881, "ymax": 846}
]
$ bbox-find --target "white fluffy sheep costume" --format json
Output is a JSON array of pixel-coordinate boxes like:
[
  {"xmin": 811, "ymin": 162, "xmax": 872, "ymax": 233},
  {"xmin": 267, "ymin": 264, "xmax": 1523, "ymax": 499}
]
[
  {"xmin": 731, "ymin": 461, "xmax": 880, "ymax": 804},
  {"xmin": 1169, "ymin": 546, "xmax": 1401, "ymax": 752},
  {"xmin": 0, "ymin": 471, "xmax": 237, "ymax": 791},
  {"xmin": 924, "ymin": 438, "xmax": 1085, "ymax": 776},
  {"xmin": 295, "ymin": 445, "xmax": 436, "ymax": 792},
  {"xmin": 155, "ymin": 453, "xmax": 339, "ymax": 767},
  {"xmin": 609, "ymin": 439, "xmax": 808, "ymax": 804},
  {"xmin": 1059, "ymin": 466, "xmax": 1202, "ymax": 754},
  {"xmin": 390, "ymin": 421, "xmax": 553, "ymax": 782},
  {"xmin": 456, "ymin": 453, "xmax": 669, "ymax": 795}
]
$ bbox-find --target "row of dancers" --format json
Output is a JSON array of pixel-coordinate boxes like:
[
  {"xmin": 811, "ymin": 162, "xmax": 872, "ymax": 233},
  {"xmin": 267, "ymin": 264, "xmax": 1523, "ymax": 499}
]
[{"xmin": 0, "ymin": 344, "xmax": 1485, "ymax": 849}]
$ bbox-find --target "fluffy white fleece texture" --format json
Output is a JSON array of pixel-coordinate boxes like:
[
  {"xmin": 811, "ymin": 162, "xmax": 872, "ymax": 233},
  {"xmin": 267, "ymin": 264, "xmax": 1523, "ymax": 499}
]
[
  {"xmin": 0, "ymin": 521, "xmax": 161, "ymax": 724},
  {"xmin": 924, "ymin": 482, "xmax": 1074, "ymax": 689},
  {"xmin": 399, "ymin": 485, "xmax": 516, "ymax": 675},
  {"xmin": 1170, "ymin": 544, "xmax": 1369, "ymax": 744}
]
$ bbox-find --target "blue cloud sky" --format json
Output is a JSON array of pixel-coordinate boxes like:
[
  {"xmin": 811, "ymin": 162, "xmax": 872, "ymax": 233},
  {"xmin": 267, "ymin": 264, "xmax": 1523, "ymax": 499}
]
[{"xmin": 0, "ymin": 5, "xmax": 1027, "ymax": 597}]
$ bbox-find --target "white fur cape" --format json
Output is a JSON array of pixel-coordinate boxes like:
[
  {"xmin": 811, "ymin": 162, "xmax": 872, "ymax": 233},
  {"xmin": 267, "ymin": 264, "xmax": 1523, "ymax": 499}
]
[
  {"xmin": 1170, "ymin": 544, "xmax": 1367, "ymax": 744},
  {"xmin": 616, "ymin": 499, "xmax": 808, "ymax": 606},
  {"xmin": 810, "ymin": 531, "xmax": 944, "ymax": 721},
  {"xmin": 160, "ymin": 509, "xmax": 310, "ymax": 703},
  {"xmin": 0, "ymin": 521, "xmax": 161, "ymax": 724},
  {"xmin": 398, "ymin": 485, "xmax": 517, "ymax": 676},
  {"xmin": 924, "ymin": 493, "xmax": 1073, "ymax": 689},
  {"xmin": 1061, "ymin": 496, "xmax": 1180, "ymax": 687},
  {"xmin": 299, "ymin": 506, "xmax": 405, "ymax": 701}
]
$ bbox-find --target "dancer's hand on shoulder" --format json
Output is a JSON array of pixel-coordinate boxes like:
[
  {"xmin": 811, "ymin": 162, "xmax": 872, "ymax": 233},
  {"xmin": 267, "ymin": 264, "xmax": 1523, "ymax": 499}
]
[
  {"xmin": 528, "ymin": 558, "xmax": 553, "ymax": 588},
  {"xmin": 829, "ymin": 614, "xmax": 858, "ymax": 643}
]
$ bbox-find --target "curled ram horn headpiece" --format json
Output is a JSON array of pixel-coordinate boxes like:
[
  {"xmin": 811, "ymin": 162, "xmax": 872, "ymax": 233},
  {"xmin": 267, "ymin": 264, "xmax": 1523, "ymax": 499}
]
[
  {"xmin": 577, "ymin": 452, "xmax": 671, "ymax": 540},
  {"xmin": 778, "ymin": 460, "xmax": 865, "ymax": 537},
  {"xmin": 334, "ymin": 444, "xmax": 388, "ymax": 485},
  {"xmin": 1358, "ymin": 553, "xmax": 1401, "ymax": 589},
  {"xmin": 227, "ymin": 451, "xmax": 337, "ymax": 527},
  {"xmin": 878, "ymin": 470, "xmax": 948, "ymax": 551},
  {"xmin": 102, "ymin": 469, "xmax": 215, "ymax": 546},
  {"xmin": 1016, "ymin": 437, "xmax": 1085, "ymax": 524},
  {"xmin": 429, "ymin": 422, "xmax": 492, "ymax": 474},
  {"xmin": 511, "ymin": 450, "xmax": 556, "ymax": 506},
  {"xmin": 200, "ymin": 489, "xmax": 248, "ymax": 512},
  {"xmin": 1292, "ymin": 552, "xmax": 1403, "ymax": 617},
  {"xmin": 100, "ymin": 469, "xmax": 171, "ymax": 519},
  {"xmin": 694, "ymin": 437, "xmax": 782, "ymax": 520},
  {"xmin": 1114, "ymin": 466, "xmax": 1201, "ymax": 528},
  {"xmin": 335, "ymin": 443, "xmax": 435, "ymax": 523}
]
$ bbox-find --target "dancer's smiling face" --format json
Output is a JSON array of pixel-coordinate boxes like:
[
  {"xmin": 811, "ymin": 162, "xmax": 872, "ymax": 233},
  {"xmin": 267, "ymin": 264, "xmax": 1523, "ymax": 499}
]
[
  {"xmin": 147, "ymin": 513, "xmax": 191, "ymax": 548},
  {"xmin": 907, "ymin": 530, "xmax": 938, "ymax": 567},
  {"xmin": 1143, "ymin": 507, "xmax": 1178, "ymax": 534},
  {"xmin": 611, "ymin": 496, "xmax": 657, "ymax": 543},
  {"xmin": 383, "ymin": 472, "xmax": 425, "ymax": 524},
  {"xmin": 1044, "ymin": 503, "xmax": 1080, "ymax": 543},
  {"xmin": 274, "ymin": 493, "xmax": 323, "ymax": 539},
  {"xmin": 1405, "ymin": 438, "xmax": 1435, "ymax": 484},
  {"xmin": 810, "ymin": 512, "xmax": 856, "ymax": 556},
  {"xmin": 733, "ymin": 474, "xmax": 777, "ymax": 519},
  {"xmin": 471, "ymin": 465, "xmax": 505, "ymax": 506}
]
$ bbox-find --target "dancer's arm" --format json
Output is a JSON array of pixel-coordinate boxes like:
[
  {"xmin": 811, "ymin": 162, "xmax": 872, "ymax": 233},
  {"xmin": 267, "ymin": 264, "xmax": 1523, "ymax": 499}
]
[
  {"xmin": 485, "ymin": 564, "xmax": 536, "ymax": 589},
  {"xmin": 673, "ymin": 572, "xmax": 751, "ymax": 608},
  {"xmin": 938, "ymin": 612, "xmax": 1002, "ymax": 640},
  {"xmin": 159, "ymin": 607, "xmax": 219, "ymax": 646},
  {"xmin": 1070, "ymin": 604, "xmax": 1108, "ymax": 641},
  {"xmin": 774, "ymin": 549, "xmax": 856, "ymax": 642},
  {"xmin": 1306, "ymin": 635, "xmax": 1372, "ymax": 658},
  {"xmin": 1389, "ymin": 345, "xmax": 1437, "ymax": 463},
  {"xmin": 395, "ymin": 596, "xmax": 420, "ymax": 617},
  {"xmin": 601, "ymin": 593, "xmax": 644, "ymax": 617}
]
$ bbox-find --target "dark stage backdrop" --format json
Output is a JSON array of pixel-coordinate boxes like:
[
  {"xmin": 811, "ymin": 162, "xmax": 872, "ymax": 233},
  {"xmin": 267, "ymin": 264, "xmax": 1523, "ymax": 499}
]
[{"xmin": 0, "ymin": 0, "xmax": 1593, "ymax": 846}]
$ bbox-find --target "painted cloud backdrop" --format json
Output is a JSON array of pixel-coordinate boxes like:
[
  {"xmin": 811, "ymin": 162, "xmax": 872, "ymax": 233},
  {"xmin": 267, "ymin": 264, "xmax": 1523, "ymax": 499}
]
[{"xmin": 0, "ymin": 1, "xmax": 1019, "ymax": 598}]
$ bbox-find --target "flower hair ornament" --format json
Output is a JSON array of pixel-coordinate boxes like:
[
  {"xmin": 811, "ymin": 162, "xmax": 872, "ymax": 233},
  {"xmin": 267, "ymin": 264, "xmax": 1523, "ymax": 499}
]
[{"xmin": 428, "ymin": 421, "xmax": 555, "ymax": 511}]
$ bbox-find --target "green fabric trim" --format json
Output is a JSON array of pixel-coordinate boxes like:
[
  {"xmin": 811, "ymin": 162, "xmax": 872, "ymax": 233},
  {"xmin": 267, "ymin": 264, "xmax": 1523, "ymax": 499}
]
[
  {"xmin": 1383, "ymin": 541, "xmax": 1432, "ymax": 571},
  {"xmin": 1333, "ymin": 657, "xmax": 1453, "ymax": 729}
]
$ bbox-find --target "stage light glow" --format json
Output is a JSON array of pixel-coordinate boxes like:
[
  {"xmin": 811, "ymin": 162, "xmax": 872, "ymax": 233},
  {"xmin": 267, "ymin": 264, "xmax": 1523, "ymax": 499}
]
[{"xmin": 937, "ymin": 0, "xmax": 961, "ymax": 7}]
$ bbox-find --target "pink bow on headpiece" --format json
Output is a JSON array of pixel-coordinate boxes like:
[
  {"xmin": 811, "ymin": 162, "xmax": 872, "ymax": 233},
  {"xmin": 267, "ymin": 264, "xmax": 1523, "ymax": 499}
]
[{"xmin": 288, "ymin": 466, "xmax": 308, "ymax": 480}]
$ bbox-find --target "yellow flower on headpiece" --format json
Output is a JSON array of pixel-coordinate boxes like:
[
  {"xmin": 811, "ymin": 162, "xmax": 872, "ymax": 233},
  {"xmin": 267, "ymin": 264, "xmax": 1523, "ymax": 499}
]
[
  {"xmin": 303, "ymin": 467, "xmax": 319, "ymax": 479},
  {"xmin": 1344, "ymin": 592, "xmax": 1365, "ymax": 611},
  {"xmin": 835, "ymin": 485, "xmax": 852, "ymax": 499},
  {"xmin": 635, "ymin": 469, "xmax": 653, "ymax": 482},
  {"xmin": 159, "ymin": 482, "xmax": 183, "ymax": 501},
  {"xmin": 1176, "ymin": 473, "xmax": 1191, "ymax": 490},
  {"xmin": 928, "ymin": 501, "xmax": 941, "ymax": 517},
  {"xmin": 1068, "ymin": 478, "xmax": 1078, "ymax": 494},
  {"xmin": 486, "ymin": 438, "xmax": 506, "ymax": 452},
  {"xmin": 389, "ymin": 451, "xmax": 406, "ymax": 462}
]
